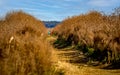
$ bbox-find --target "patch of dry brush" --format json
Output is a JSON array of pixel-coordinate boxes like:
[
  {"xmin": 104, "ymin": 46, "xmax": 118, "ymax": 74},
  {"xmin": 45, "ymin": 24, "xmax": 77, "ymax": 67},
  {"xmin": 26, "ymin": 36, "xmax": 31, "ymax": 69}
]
[
  {"xmin": 0, "ymin": 11, "xmax": 54, "ymax": 75},
  {"xmin": 53, "ymin": 9, "xmax": 120, "ymax": 64}
]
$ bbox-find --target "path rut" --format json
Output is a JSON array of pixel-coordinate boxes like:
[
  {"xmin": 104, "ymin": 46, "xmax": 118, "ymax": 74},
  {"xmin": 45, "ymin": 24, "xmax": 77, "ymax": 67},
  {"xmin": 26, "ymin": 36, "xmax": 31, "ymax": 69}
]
[{"xmin": 47, "ymin": 36, "xmax": 120, "ymax": 75}]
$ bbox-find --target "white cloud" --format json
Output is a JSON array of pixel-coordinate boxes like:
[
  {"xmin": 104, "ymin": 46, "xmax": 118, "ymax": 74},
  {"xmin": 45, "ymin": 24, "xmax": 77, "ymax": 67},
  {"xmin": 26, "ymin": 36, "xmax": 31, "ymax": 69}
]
[
  {"xmin": 12, "ymin": 7, "xmax": 38, "ymax": 11},
  {"xmin": 40, "ymin": 3, "xmax": 61, "ymax": 8},
  {"xmin": 88, "ymin": 0, "xmax": 119, "ymax": 7},
  {"xmin": 24, "ymin": 1, "xmax": 62, "ymax": 9}
]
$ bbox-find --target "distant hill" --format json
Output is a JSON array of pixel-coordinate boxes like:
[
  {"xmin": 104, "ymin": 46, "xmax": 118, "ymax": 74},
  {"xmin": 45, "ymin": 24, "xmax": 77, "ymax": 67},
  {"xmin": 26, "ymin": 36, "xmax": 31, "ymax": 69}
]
[{"xmin": 43, "ymin": 21, "xmax": 61, "ymax": 28}]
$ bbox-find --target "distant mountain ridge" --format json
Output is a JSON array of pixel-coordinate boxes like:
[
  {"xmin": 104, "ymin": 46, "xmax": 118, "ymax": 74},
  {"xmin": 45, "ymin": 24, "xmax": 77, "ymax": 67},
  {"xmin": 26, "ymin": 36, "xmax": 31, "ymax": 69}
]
[{"xmin": 43, "ymin": 21, "xmax": 61, "ymax": 28}]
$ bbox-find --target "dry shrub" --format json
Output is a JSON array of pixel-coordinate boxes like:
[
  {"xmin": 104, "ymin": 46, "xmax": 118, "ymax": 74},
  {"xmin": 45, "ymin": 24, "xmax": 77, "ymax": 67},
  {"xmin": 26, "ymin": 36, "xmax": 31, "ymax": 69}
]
[
  {"xmin": 0, "ymin": 11, "xmax": 53, "ymax": 75},
  {"xmin": 53, "ymin": 10, "xmax": 120, "ymax": 64}
]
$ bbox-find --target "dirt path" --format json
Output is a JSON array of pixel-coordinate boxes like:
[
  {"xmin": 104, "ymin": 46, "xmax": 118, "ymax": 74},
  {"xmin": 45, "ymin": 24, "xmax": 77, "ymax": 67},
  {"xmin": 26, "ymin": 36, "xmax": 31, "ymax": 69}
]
[
  {"xmin": 54, "ymin": 48, "xmax": 120, "ymax": 75},
  {"xmin": 47, "ymin": 36, "xmax": 120, "ymax": 75}
]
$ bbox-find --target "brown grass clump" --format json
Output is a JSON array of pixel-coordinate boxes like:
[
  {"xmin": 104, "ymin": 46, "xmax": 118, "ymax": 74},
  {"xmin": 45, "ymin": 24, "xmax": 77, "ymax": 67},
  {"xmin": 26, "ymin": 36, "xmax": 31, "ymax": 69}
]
[
  {"xmin": 0, "ymin": 11, "xmax": 54, "ymax": 75},
  {"xmin": 53, "ymin": 9, "xmax": 120, "ymax": 64}
]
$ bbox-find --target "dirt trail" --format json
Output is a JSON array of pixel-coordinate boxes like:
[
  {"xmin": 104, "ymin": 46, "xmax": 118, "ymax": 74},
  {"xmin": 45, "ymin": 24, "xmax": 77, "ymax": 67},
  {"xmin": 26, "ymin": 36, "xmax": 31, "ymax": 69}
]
[
  {"xmin": 54, "ymin": 48, "xmax": 120, "ymax": 75},
  {"xmin": 47, "ymin": 36, "xmax": 120, "ymax": 75}
]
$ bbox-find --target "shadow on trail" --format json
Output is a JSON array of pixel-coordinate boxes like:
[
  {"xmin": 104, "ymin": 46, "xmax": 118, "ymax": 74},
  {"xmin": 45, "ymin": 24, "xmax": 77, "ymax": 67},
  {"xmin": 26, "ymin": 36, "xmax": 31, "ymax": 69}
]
[
  {"xmin": 56, "ymin": 47, "xmax": 89, "ymax": 65},
  {"xmin": 102, "ymin": 61, "xmax": 120, "ymax": 70},
  {"xmin": 56, "ymin": 47, "xmax": 120, "ymax": 70},
  {"xmin": 52, "ymin": 36, "xmax": 120, "ymax": 69},
  {"xmin": 53, "ymin": 35, "xmax": 74, "ymax": 49},
  {"xmin": 53, "ymin": 41, "xmax": 71, "ymax": 49}
]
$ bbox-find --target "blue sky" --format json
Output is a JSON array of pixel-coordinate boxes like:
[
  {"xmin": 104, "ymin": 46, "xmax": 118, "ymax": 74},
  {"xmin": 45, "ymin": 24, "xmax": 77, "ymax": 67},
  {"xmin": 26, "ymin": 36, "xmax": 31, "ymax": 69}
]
[{"xmin": 0, "ymin": 0, "xmax": 120, "ymax": 21}]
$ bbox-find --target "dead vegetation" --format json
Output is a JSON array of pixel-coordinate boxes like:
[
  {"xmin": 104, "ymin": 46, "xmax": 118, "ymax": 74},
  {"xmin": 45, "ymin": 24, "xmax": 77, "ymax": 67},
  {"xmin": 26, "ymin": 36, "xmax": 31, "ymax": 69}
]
[
  {"xmin": 0, "ymin": 11, "xmax": 54, "ymax": 75},
  {"xmin": 53, "ymin": 8, "xmax": 120, "ymax": 65}
]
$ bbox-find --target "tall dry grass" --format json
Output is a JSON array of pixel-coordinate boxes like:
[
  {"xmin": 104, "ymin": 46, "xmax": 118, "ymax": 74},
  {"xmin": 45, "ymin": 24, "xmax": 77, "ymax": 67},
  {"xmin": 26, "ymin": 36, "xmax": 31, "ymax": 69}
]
[
  {"xmin": 53, "ymin": 9, "xmax": 120, "ymax": 64},
  {"xmin": 0, "ymin": 11, "xmax": 54, "ymax": 75}
]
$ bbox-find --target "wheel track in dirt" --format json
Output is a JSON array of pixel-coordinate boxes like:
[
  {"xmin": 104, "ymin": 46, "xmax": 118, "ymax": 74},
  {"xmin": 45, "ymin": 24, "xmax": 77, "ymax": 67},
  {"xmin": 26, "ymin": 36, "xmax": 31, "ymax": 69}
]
[{"xmin": 47, "ymin": 36, "xmax": 120, "ymax": 75}]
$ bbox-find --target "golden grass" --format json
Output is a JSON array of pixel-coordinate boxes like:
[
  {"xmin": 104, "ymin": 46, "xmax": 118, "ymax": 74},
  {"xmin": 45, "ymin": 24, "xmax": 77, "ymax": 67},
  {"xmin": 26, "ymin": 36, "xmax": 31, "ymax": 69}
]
[
  {"xmin": 0, "ymin": 11, "xmax": 54, "ymax": 75},
  {"xmin": 55, "ymin": 61, "xmax": 120, "ymax": 75},
  {"xmin": 53, "ymin": 10, "xmax": 120, "ymax": 64}
]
